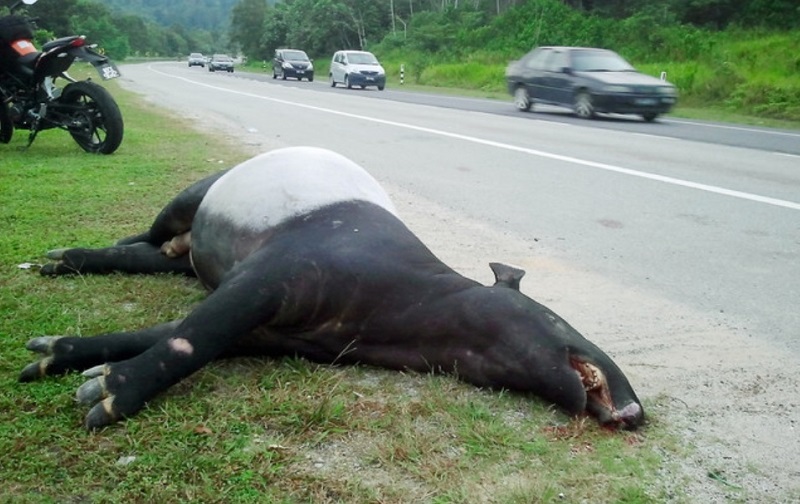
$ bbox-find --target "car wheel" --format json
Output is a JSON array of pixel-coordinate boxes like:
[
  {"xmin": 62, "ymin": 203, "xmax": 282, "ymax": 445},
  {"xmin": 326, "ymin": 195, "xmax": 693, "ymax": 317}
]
[
  {"xmin": 378, "ymin": 84, "xmax": 385, "ymax": 91},
  {"xmin": 330, "ymin": 74, "xmax": 336, "ymax": 87},
  {"xmin": 345, "ymin": 75, "xmax": 352, "ymax": 89},
  {"xmin": 642, "ymin": 112, "xmax": 658, "ymax": 122},
  {"xmin": 514, "ymin": 86, "xmax": 532, "ymax": 112},
  {"xmin": 574, "ymin": 91, "xmax": 595, "ymax": 119},
  {"xmin": 282, "ymin": 73, "xmax": 286, "ymax": 80},
  {"xmin": 272, "ymin": 70, "xmax": 277, "ymax": 79},
  {"xmin": 309, "ymin": 76, "xmax": 314, "ymax": 82}
]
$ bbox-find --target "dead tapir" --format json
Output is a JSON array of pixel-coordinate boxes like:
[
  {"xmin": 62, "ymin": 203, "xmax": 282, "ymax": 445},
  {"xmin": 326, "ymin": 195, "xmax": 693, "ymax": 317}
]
[{"xmin": 20, "ymin": 146, "xmax": 644, "ymax": 430}]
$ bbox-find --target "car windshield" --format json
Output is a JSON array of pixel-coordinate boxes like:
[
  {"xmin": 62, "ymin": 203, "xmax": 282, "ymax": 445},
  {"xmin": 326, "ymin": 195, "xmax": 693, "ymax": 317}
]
[
  {"xmin": 284, "ymin": 51, "xmax": 309, "ymax": 61},
  {"xmin": 215, "ymin": 56, "xmax": 232, "ymax": 61},
  {"xmin": 347, "ymin": 53, "xmax": 379, "ymax": 65},
  {"xmin": 571, "ymin": 51, "xmax": 635, "ymax": 72}
]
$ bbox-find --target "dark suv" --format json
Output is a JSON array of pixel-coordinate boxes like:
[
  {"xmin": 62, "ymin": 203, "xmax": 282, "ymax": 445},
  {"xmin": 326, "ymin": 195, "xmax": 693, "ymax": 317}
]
[{"xmin": 272, "ymin": 49, "xmax": 314, "ymax": 81}]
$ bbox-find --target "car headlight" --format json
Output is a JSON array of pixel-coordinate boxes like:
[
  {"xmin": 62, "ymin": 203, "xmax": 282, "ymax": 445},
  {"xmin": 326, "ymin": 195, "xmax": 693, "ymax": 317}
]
[
  {"xmin": 282, "ymin": 62, "xmax": 292, "ymax": 69},
  {"xmin": 603, "ymin": 85, "xmax": 631, "ymax": 93},
  {"xmin": 307, "ymin": 63, "xmax": 314, "ymax": 71},
  {"xmin": 659, "ymin": 85, "xmax": 678, "ymax": 96}
]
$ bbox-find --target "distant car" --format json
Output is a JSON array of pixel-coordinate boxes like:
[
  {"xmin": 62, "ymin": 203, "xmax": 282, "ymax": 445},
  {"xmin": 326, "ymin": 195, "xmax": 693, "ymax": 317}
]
[
  {"xmin": 329, "ymin": 50, "xmax": 385, "ymax": 91},
  {"xmin": 208, "ymin": 54, "xmax": 234, "ymax": 73},
  {"xmin": 188, "ymin": 52, "xmax": 205, "ymax": 67},
  {"xmin": 505, "ymin": 46, "xmax": 678, "ymax": 122},
  {"xmin": 272, "ymin": 49, "xmax": 314, "ymax": 81}
]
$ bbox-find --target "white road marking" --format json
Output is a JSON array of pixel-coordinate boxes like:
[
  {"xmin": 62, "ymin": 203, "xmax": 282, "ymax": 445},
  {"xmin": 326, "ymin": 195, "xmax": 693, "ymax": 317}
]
[
  {"xmin": 147, "ymin": 64, "xmax": 800, "ymax": 212},
  {"xmin": 664, "ymin": 118, "xmax": 800, "ymax": 138}
]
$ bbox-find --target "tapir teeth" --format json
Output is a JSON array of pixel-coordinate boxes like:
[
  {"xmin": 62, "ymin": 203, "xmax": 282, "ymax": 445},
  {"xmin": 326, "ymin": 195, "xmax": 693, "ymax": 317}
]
[{"xmin": 572, "ymin": 360, "xmax": 603, "ymax": 391}]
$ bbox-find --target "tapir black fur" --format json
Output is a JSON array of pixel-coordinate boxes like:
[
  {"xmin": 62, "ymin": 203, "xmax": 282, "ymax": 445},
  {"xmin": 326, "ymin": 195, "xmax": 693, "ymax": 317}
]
[{"xmin": 20, "ymin": 147, "xmax": 644, "ymax": 430}]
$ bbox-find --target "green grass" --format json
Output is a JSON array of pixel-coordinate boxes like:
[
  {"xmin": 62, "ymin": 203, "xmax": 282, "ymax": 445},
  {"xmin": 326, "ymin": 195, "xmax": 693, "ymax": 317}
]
[{"xmin": 0, "ymin": 77, "xmax": 677, "ymax": 503}]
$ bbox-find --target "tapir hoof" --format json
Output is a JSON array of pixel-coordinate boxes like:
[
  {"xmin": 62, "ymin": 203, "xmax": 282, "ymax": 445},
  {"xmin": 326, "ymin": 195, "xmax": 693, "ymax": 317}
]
[
  {"xmin": 19, "ymin": 358, "xmax": 53, "ymax": 382},
  {"xmin": 77, "ymin": 369, "xmax": 121, "ymax": 430},
  {"xmin": 76, "ymin": 375, "xmax": 107, "ymax": 404},
  {"xmin": 40, "ymin": 248, "xmax": 85, "ymax": 276},
  {"xmin": 84, "ymin": 397, "xmax": 119, "ymax": 430},
  {"xmin": 45, "ymin": 248, "xmax": 69, "ymax": 260},
  {"xmin": 19, "ymin": 336, "xmax": 62, "ymax": 382}
]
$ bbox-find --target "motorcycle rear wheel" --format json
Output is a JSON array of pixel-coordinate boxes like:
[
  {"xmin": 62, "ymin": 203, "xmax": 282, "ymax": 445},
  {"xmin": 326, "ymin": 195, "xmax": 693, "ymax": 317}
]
[
  {"xmin": 0, "ymin": 102, "xmax": 13, "ymax": 144},
  {"xmin": 60, "ymin": 81, "xmax": 124, "ymax": 154}
]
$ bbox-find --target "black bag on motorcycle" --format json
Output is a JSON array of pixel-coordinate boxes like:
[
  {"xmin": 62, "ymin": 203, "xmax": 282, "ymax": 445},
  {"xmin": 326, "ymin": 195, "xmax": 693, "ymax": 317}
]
[{"xmin": 0, "ymin": 15, "xmax": 35, "ymax": 68}]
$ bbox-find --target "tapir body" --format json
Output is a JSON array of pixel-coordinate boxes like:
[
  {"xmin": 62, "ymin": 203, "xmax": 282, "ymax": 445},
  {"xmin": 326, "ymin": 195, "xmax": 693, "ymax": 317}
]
[{"xmin": 21, "ymin": 147, "xmax": 644, "ymax": 430}]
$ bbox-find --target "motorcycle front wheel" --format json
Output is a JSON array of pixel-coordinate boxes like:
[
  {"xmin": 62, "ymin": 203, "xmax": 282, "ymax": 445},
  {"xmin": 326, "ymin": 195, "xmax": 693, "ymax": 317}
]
[
  {"xmin": 60, "ymin": 81, "xmax": 124, "ymax": 154},
  {"xmin": 0, "ymin": 102, "xmax": 13, "ymax": 144}
]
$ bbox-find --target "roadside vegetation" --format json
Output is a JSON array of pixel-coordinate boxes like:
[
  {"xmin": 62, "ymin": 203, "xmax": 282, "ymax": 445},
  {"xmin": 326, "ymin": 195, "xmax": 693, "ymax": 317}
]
[
  {"xmin": 3, "ymin": 0, "xmax": 797, "ymax": 123},
  {"xmin": 243, "ymin": 0, "xmax": 800, "ymax": 124},
  {"xmin": 0, "ymin": 74, "xmax": 687, "ymax": 503}
]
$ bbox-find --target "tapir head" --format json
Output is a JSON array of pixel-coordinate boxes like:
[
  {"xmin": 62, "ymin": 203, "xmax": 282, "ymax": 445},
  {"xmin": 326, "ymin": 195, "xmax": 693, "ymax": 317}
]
[{"xmin": 487, "ymin": 263, "xmax": 644, "ymax": 429}]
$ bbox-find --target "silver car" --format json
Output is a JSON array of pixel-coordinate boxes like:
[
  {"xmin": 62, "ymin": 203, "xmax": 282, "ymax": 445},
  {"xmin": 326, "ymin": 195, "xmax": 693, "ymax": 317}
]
[
  {"xmin": 329, "ymin": 50, "xmax": 386, "ymax": 90},
  {"xmin": 188, "ymin": 52, "xmax": 205, "ymax": 67}
]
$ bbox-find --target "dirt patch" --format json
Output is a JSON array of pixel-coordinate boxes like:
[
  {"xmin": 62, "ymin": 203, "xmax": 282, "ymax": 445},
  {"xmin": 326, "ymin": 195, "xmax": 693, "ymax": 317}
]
[{"xmin": 122, "ymin": 81, "xmax": 800, "ymax": 503}]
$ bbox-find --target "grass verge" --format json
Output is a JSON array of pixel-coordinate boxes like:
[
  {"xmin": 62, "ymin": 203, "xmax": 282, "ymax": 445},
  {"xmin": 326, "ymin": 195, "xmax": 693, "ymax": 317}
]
[{"xmin": 1, "ymin": 77, "xmax": 676, "ymax": 503}]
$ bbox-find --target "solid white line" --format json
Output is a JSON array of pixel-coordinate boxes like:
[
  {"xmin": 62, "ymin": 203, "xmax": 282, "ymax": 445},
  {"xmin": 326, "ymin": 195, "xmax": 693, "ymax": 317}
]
[
  {"xmin": 146, "ymin": 64, "xmax": 800, "ymax": 211},
  {"xmin": 664, "ymin": 118, "xmax": 800, "ymax": 138}
]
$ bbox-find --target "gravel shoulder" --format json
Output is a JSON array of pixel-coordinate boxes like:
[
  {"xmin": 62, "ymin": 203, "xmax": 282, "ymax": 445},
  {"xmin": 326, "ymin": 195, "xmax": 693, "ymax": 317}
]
[{"xmin": 122, "ymin": 79, "xmax": 800, "ymax": 503}]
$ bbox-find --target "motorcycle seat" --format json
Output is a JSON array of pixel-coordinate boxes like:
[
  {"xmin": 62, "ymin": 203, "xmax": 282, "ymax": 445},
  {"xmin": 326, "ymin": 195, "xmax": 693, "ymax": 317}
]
[
  {"xmin": 18, "ymin": 52, "xmax": 38, "ymax": 66},
  {"xmin": 42, "ymin": 35, "xmax": 81, "ymax": 51},
  {"xmin": 13, "ymin": 51, "xmax": 39, "ymax": 77}
]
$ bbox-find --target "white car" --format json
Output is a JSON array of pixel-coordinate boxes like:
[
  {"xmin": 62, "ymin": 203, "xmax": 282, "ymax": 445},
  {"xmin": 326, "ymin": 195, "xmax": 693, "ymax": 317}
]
[{"xmin": 329, "ymin": 50, "xmax": 386, "ymax": 90}]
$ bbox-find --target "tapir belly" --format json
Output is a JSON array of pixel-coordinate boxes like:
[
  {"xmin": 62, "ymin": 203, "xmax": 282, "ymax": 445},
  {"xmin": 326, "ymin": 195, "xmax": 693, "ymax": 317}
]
[{"xmin": 188, "ymin": 146, "xmax": 396, "ymax": 289}]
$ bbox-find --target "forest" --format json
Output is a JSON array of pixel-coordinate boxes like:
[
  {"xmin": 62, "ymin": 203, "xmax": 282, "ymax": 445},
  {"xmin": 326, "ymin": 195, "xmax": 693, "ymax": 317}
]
[{"xmin": 2, "ymin": 0, "xmax": 798, "ymax": 120}]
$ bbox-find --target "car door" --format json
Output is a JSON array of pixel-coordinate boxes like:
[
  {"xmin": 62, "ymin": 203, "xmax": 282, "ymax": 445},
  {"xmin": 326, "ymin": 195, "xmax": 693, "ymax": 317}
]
[
  {"xmin": 276, "ymin": 50, "xmax": 285, "ymax": 76},
  {"xmin": 331, "ymin": 52, "xmax": 343, "ymax": 83},
  {"xmin": 544, "ymin": 50, "xmax": 573, "ymax": 106},
  {"xmin": 521, "ymin": 48, "xmax": 551, "ymax": 102},
  {"xmin": 340, "ymin": 53, "xmax": 351, "ymax": 82}
]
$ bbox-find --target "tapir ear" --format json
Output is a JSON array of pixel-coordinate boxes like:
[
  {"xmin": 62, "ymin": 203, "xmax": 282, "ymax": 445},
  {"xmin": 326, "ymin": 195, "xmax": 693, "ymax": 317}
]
[{"xmin": 489, "ymin": 262, "xmax": 526, "ymax": 291}]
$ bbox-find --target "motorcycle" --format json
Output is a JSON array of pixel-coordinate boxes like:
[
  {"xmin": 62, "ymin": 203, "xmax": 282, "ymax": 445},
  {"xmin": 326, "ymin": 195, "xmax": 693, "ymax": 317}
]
[{"xmin": 0, "ymin": 0, "xmax": 123, "ymax": 154}]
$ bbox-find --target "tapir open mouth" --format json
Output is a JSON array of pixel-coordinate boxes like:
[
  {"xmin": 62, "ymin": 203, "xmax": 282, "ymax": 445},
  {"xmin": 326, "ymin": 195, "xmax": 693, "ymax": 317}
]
[{"xmin": 570, "ymin": 357, "xmax": 642, "ymax": 429}]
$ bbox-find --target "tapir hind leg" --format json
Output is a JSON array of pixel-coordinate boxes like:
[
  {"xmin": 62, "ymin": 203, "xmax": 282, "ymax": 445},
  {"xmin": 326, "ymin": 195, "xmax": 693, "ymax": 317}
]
[
  {"xmin": 116, "ymin": 169, "xmax": 229, "ymax": 247},
  {"xmin": 39, "ymin": 170, "xmax": 230, "ymax": 277},
  {"xmin": 39, "ymin": 242, "xmax": 195, "ymax": 276}
]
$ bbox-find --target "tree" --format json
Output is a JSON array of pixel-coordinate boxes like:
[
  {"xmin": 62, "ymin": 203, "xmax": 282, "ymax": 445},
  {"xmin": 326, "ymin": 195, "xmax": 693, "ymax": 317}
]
[
  {"xmin": 230, "ymin": 0, "xmax": 268, "ymax": 59},
  {"xmin": 69, "ymin": 1, "xmax": 130, "ymax": 59}
]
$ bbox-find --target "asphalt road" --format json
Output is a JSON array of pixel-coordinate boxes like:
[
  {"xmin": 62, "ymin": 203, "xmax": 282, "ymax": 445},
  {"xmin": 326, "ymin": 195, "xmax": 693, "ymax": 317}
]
[
  {"xmin": 118, "ymin": 62, "xmax": 800, "ymax": 353},
  {"xmin": 242, "ymin": 67, "xmax": 800, "ymax": 156}
]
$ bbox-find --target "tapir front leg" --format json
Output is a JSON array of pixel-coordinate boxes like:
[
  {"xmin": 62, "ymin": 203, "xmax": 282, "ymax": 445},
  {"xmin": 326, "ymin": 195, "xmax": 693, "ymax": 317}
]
[
  {"xmin": 19, "ymin": 321, "xmax": 182, "ymax": 381},
  {"xmin": 69, "ymin": 258, "xmax": 285, "ymax": 429}
]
